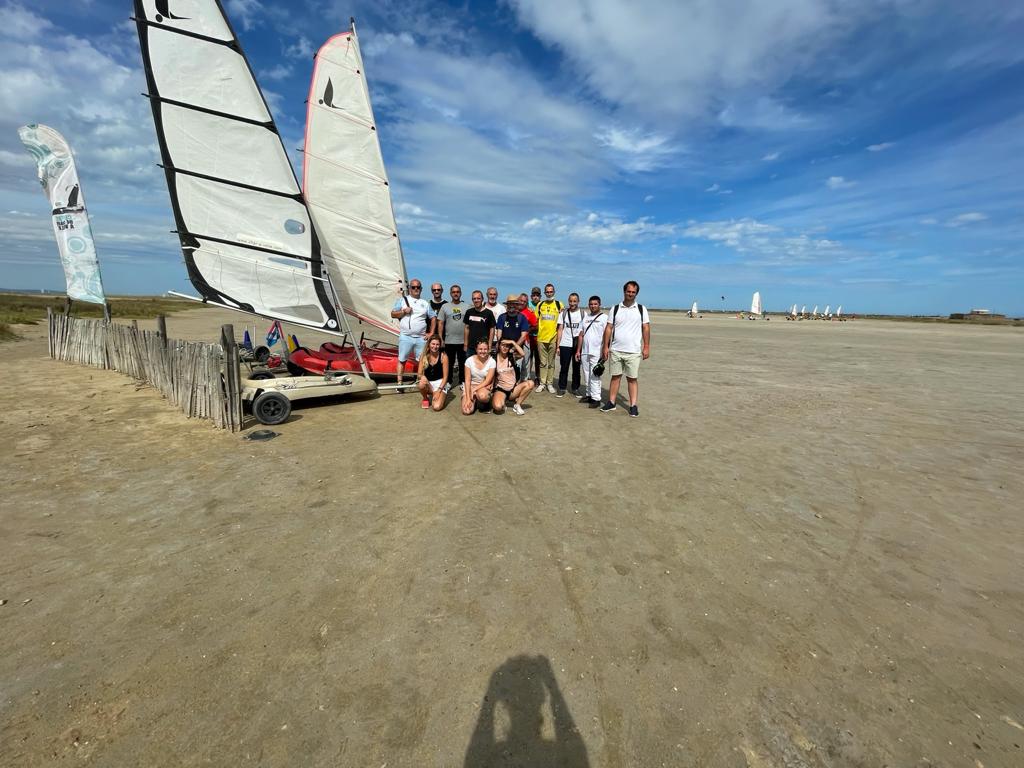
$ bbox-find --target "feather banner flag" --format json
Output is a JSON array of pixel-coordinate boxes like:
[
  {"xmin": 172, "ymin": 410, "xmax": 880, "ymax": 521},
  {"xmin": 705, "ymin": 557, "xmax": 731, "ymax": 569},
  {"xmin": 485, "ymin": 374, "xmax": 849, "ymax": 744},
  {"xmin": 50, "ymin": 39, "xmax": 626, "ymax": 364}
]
[{"xmin": 17, "ymin": 124, "xmax": 106, "ymax": 305}]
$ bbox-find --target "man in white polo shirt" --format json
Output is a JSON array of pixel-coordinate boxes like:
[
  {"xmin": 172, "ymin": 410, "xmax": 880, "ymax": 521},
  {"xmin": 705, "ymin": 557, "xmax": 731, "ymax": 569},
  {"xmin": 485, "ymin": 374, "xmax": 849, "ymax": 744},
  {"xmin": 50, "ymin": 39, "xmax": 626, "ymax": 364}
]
[
  {"xmin": 390, "ymin": 279, "xmax": 436, "ymax": 387},
  {"xmin": 600, "ymin": 280, "xmax": 650, "ymax": 417}
]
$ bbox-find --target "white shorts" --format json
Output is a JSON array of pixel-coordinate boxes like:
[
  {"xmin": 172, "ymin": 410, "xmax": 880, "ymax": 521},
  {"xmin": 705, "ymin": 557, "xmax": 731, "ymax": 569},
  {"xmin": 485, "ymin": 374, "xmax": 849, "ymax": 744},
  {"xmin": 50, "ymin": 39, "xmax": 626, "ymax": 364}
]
[{"xmin": 429, "ymin": 378, "xmax": 443, "ymax": 392}]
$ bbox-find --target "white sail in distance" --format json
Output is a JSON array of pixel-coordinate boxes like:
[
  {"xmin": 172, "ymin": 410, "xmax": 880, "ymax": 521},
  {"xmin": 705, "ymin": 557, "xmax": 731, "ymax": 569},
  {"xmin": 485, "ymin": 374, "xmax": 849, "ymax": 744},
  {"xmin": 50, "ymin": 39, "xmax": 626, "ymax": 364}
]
[
  {"xmin": 790, "ymin": 304, "xmax": 797, "ymax": 316},
  {"xmin": 824, "ymin": 304, "xmax": 831, "ymax": 316},
  {"xmin": 133, "ymin": 0, "xmax": 341, "ymax": 332},
  {"xmin": 18, "ymin": 124, "xmax": 106, "ymax": 305},
  {"xmin": 691, "ymin": 301, "xmax": 698, "ymax": 314},
  {"xmin": 801, "ymin": 305, "xmax": 806, "ymax": 315},
  {"xmin": 836, "ymin": 305, "xmax": 843, "ymax": 317},
  {"xmin": 812, "ymin": 305, "xmax": 818, "ymax": 316},
  {"xmin": 751, "ymin": 292, "xmax": 762, "ymax": 315},
  {"xmin": 303, "ymin": 22, "xmax": 407, "ymax": 336}
]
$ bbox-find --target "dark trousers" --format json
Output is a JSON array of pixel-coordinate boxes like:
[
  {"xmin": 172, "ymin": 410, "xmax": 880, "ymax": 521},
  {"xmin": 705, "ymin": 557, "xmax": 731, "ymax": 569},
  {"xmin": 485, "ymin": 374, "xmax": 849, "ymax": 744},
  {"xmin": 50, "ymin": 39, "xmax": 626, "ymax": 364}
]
[
  {"xmin": 530, "ymin": 336, "xmax": 541, "ymax": 382},
  {"xmin": 557, "ymin": 345, "xmax": 581, "ymax": 391},
  {"xmin": 445, "ymin": 344, "xmax": 467, "ymax": 385}
]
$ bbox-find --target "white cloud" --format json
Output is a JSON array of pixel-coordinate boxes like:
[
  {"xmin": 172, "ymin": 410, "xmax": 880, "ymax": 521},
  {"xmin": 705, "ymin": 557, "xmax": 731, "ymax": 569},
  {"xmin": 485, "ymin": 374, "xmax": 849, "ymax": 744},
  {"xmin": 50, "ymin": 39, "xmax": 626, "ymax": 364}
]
[
  {"xmin": 285, "ymin": 36, "xmax": 315, "ymax": 59},
  {"xmin": 705, "ymin": 183, "xmax": 733, "ymax": 195},
  {"xmin": 259, "ymin": 63, "xmax": 293, "ymax": 82},
  {"xmin": 0, "ymin": 4, "xmax": 52, "ymax": 39},
  {"xmin": 509, "ymin": 0, "xmax": 856, "ymax": 125},
  {"xmin": 683, "ymin": 217, "xmax": 843, "ymax": 263},
  {"xmin": 946, "ymin": 212, "xmax": 988, "ymax": 227},
  {"xmin": 225, "ymin": 0, "xmax": 265, "ymax": 31},
  {"xmin": 919, "ymin": 217, "xmax": 938, "ymax": 225},
  {"xmin": 643, "ymin": 194, "xmax": 654, "ymax": 202},
  {"xmin": 826, "ymin": 176, "xmax": 856, "ymax": 190},
  {"xmin": 867, "ymin": 141, "xmax": 895, "ymax": 152},
  {"xmin": 762, "ymin": 151, "xmax": 780, "ymax": 161},
  {"xmin": 594, "ymin": 127, "xmax": 680, "ymax": 172}
]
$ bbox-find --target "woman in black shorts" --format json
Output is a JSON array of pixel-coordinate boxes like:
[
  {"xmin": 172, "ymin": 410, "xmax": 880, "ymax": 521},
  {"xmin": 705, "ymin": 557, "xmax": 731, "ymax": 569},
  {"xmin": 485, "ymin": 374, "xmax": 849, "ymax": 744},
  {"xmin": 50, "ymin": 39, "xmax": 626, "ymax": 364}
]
[{"xmin": 492, "ymin": 339, "xmax": 535, "ymax": 415}]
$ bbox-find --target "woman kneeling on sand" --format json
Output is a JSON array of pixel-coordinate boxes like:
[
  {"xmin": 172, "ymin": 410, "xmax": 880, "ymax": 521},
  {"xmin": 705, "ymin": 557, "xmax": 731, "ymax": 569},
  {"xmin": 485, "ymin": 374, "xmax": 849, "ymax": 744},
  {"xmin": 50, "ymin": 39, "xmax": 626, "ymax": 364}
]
[
  {"xmin": 492, "ymin": 339, "xmax": 534, "ymax": 415},
  {"xmin": 416, "ymin": 336, "xmax": 449, "ymax": 411},
  {"xmin": 462, "ymin": 340, "xmax": 495, "ymax": 415}
]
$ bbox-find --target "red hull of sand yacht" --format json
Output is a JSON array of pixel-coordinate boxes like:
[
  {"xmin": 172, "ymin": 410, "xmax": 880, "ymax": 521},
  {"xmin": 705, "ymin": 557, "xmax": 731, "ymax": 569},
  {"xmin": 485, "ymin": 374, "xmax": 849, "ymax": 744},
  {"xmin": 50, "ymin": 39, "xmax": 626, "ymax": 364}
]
[{"xmin": 288, "ymin": 343, "xmax": 418, "ymax": 378}]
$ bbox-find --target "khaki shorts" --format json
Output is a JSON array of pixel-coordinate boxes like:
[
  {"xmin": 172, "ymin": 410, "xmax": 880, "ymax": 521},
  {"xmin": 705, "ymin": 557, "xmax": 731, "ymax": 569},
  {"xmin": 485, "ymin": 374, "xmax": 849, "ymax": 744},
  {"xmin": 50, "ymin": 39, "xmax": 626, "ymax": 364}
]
[{"xmin": 608, "ymin": 350, "xmax": 641, "ymax": 378}]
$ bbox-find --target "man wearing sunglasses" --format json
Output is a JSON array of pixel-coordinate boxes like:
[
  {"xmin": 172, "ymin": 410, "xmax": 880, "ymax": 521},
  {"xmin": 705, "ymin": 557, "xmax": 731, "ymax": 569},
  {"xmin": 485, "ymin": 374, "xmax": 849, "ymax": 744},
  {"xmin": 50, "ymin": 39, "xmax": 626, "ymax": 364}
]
[
  {"xmin": 428, "ymin": 282, "xmax": 448, "ymax": 315},
  {"xmin": 390, "ymin": 279, "xmax": 437, "ymax": 387}
]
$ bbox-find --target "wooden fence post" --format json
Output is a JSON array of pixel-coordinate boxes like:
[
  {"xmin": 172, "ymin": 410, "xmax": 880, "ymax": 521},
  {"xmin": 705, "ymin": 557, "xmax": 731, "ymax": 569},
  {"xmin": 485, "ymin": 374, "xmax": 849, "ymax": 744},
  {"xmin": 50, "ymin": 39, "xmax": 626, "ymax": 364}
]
[
  {"xmin": 220, "ymin": 324, "xmax": 242, "ymax": 431},
  {"xmin": 156, "ymin": 315, "xmax": 167, "ymax": 346}
]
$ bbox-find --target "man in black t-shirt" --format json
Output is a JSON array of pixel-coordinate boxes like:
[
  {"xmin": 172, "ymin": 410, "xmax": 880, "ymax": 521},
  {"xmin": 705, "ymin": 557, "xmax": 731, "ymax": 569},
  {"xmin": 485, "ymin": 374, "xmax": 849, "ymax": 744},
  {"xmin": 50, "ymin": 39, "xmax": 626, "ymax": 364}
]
[
  {"xmin": 429, "ymin": 282, "xmax": 447, "ymax": 315},
  {"xmin": 463, "ymin": 290, "xmax": 496, "ymax": 357}
]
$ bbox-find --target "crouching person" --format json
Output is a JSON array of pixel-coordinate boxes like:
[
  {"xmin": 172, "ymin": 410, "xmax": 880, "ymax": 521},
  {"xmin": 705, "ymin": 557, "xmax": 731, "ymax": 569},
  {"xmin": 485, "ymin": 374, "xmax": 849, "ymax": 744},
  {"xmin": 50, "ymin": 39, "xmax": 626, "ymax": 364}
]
[
  {"xmin": 462, "ymin": 340, "xmax": 495, "ymax": 415},
  {"xmin": 416, "ymin": 336, "xmax": 448, "ymax": 411},
  {"xmin": 492, "ymin": 339, "xmax": 534, "ymax": 415}
]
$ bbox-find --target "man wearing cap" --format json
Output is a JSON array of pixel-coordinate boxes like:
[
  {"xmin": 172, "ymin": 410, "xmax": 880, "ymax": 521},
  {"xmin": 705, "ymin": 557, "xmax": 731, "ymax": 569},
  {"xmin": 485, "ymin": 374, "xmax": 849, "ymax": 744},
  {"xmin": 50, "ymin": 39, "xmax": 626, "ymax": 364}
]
[{"xmin": 494, "ymin": 294, "xmax": 531, "ymax": 352}]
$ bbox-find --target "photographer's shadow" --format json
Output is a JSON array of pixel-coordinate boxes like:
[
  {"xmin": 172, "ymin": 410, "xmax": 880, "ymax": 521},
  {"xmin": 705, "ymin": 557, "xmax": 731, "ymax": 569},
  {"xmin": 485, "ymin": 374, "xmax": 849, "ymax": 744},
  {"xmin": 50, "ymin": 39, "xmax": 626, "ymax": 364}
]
[{"xmin": 464, "ymin": 654, "xmax": 590, "ymax": 767}]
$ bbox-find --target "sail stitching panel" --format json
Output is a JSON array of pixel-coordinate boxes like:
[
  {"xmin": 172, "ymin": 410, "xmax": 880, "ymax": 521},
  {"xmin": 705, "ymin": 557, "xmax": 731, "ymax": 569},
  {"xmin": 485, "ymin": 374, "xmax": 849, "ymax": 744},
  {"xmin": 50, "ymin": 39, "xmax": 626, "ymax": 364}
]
[
  {"xmin": 134, "ymin": 17, "xmax": 239, "ymax": 49},
  {"xmin": 303, "ymin": 149, "xmax": 388, "ymax": 186},
  {"xmin": 309, "ymin": 100, "xmax": 375, "ymax": 131},
  {"xmin": 307, "ymin": 201, "xmax": 396, "ymax": 237},
  {"xmin": 168, "ymin": 166, "xmax": 303, "ymax": 201},
  {"xmin": 147, "ymin": 94, "xmax": 276, "ymax": 130}
]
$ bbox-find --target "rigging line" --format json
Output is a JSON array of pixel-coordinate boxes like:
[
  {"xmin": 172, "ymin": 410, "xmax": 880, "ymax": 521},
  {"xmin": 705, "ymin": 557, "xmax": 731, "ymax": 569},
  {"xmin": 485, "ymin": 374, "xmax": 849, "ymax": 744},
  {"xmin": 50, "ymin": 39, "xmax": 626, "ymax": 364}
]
[
  {"xmin": 306, "ymin": 201, "xmax": 396, "ymax": 237},
  {"xmin": 314, "ymin": 53, "xmax": 362, "ymax": 76},
  {"xmin": 133, "ymin": 16, "xmax": 239, "ymax": 51},
  {"xmin": 181, "ymin": 232, "xmax": 315, "ymax": 263},
  {"xmin": 309, "ymin": 100, "xmax": 374, "ymax": 131},
  {"xmin": 145, "ymin": 94, "xmax": 276, "ymax": 130},
  {"xmin": 301, "ymin": 149, "xmax": 387, "ymax": 186},
  {"xmin": 164, "ymin": 165, "xmax": 302, "ymax": 201}
]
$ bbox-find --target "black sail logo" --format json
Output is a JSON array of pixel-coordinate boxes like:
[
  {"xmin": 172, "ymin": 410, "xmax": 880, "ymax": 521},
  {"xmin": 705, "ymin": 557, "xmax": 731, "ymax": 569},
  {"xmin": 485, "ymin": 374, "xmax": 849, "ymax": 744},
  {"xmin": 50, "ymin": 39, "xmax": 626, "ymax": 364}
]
[
  {"xmin": 155, "ymin": 1, "xmax": 188, "ymax": 22},
  {"xmin": 319, "ymin": 78, "xmax": 335, "ymax": 107}
]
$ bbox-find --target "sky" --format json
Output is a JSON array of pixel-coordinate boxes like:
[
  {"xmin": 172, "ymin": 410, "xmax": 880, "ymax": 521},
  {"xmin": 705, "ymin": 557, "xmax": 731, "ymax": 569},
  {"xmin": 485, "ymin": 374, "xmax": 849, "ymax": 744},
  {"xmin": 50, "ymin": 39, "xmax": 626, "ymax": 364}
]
[{"xmin": 0, "ymin": 0, "xmax": 1021, "ymax": 315}]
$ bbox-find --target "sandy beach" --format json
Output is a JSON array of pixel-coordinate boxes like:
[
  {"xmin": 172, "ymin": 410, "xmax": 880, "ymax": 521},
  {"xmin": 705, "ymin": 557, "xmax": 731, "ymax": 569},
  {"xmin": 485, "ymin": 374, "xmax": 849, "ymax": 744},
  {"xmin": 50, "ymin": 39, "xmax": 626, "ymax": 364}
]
[{"xmin": 1, "ymin": 309, "xmax": 1022, "ymax": 767}]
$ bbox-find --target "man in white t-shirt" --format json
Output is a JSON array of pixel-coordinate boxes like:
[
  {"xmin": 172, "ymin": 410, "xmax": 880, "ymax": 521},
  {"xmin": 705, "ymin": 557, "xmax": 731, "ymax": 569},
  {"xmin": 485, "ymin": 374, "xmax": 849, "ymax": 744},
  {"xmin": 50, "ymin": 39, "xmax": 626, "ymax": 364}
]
[
  {"xmin": 484, "ymin": 286, "xmax": 505, "ymax": 324},
  {"xmin": 390, "ymin": 279, "xmax": 436, "ymax": 386},
  {"xmin": 574, "ymin": 294, "xmax": 608, "ymax": 408},
  {"xmin": 600, "ymin": 280, "xmax": 650, "ymax": 417}
]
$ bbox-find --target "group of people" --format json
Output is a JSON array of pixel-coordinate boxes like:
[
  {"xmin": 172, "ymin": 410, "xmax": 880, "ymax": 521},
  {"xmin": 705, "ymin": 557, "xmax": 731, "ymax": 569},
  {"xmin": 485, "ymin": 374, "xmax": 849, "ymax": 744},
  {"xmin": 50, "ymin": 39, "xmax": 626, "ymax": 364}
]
[{"xmin": 390, "ymin": 280, "xmax": 652, "ymax": 417}]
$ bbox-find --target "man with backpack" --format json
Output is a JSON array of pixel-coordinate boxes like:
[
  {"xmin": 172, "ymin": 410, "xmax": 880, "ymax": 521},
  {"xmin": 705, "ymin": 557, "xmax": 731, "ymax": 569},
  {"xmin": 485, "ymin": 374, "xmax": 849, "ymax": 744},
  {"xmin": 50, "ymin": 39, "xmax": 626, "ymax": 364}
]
[
  {"xmin": 535, "ymin": 283, "xmax": 563, "ymax": 392},
  {"xmin": 574, "ymin": 295, "xmax": 607, "ymax": 408},
  {"xmin": 600, "ymin": 280, "xmax": 650, "ymax": 417},
  {"xmin": 554, "ymin": 292, "xmax": 584, "ymax": 397}
]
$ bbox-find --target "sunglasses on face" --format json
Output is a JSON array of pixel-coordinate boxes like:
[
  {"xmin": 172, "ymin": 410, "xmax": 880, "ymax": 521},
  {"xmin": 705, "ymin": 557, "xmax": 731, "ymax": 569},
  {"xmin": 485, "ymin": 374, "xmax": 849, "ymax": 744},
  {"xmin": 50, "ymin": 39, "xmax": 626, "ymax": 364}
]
[{"xmin": 409, "ymin": 284, "xmax": 422, "ymax": 290}]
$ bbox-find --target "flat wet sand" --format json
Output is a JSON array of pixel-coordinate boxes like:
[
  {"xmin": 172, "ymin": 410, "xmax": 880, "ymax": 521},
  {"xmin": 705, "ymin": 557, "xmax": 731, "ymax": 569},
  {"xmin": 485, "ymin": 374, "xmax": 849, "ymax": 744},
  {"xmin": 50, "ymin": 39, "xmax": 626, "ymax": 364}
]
[{"xmin": 1, "ymin": 310, "xmax": 1022, "ymax": 766}]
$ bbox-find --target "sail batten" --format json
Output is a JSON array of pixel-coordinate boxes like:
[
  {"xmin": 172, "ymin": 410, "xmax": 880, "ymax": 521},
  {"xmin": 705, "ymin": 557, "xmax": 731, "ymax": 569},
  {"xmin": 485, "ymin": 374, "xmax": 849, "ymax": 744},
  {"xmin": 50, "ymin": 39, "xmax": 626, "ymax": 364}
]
[
  {"xmin": 134, "ymin": 0, "xmax": 340, "ymax": 332},
  {"xmin": 304, "ymin": 25, "xmax": 407, "ymax": 337}
]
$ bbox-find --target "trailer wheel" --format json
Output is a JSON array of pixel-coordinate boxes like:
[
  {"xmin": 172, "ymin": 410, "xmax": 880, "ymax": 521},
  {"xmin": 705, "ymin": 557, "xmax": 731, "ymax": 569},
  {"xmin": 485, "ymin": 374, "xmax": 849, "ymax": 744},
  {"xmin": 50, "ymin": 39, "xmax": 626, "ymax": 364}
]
[
  {"xmin": 253, "ymin": 345, "xmax": 271, "ymax": 363},
  {"xmin": 253, "ymin": 391, "xmax": 291, "ymax": 425},
  {"xmin": 250, "ymin": 370, "xmax": 275, "ymax": 380}
]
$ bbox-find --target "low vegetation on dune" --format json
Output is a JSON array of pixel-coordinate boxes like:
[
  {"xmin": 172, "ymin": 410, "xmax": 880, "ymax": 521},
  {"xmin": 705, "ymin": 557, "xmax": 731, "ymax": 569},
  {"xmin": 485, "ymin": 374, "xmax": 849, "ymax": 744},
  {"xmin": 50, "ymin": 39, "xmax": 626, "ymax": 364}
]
[{"xmin": 0, "ymin": 294, "xmax": 200, "ymax": 341}]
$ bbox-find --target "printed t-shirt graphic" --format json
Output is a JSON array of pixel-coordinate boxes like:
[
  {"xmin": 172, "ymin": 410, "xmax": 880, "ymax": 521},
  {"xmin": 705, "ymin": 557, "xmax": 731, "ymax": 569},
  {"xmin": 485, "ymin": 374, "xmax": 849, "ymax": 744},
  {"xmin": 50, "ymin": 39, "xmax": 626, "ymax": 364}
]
[
  {"xmin": 439, "ymin": 302, "xmax": 467, "ymax": 345},
  {"xmin": 496, "ymin": 312, "xmax": 530, "ymax": 341},
  {"xmin": 536, "ymin": 299, "xmax": 562, "ymax": 343},
  {"xmin": 464, "ymin": 307, "xmax": 495, "ymax": 348}
]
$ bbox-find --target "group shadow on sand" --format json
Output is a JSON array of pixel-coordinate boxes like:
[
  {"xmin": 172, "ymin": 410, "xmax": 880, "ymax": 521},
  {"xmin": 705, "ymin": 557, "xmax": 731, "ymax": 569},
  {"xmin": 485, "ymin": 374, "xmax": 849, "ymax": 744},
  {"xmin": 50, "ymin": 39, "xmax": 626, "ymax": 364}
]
[{"xmin": 464, "ymin": 655, "xmax": 590, "ymax": 767}]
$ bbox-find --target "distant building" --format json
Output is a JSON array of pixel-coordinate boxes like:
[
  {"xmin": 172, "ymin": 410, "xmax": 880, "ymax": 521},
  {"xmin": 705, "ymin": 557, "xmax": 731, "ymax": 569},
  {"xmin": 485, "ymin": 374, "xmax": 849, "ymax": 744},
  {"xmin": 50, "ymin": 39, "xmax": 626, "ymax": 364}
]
[{"xmin": 969, "ymin": 309, "xmax": 991, "ymax": 315}]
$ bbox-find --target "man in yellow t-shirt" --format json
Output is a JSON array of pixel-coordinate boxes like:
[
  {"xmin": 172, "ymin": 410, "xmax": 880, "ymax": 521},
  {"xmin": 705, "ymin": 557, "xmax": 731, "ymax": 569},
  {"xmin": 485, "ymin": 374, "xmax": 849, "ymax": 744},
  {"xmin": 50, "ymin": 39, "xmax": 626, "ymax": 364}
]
[{"xmin": 535, "ymin": 283, "xmax": 563, "ymax": 392}]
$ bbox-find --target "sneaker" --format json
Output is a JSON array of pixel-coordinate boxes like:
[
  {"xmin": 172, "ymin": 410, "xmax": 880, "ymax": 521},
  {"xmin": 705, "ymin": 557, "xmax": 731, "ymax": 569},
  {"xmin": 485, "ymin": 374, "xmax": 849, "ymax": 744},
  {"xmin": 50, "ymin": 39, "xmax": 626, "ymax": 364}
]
[
  {"xmin": 579, "ymin": 396, "xmax": 593, "ymax": 404},
  {"xmin": 555, "ymin": 388, "xmax": 566, "ymax": 398},
  {"xmin": 443, "ymin": 383, "xmax": 451, "ymax": 393},
  {"xmin": 589, "ymin": 399, "xmax": 601, "ymax": 408},
  {"xmin": 571, "ymin": 388, "xmax": 581, "ymax": 397},
  {"xmin": 629, "ymin": 404, "xmax": 639, "ymax": 418},
  {"xmin": 459, "ymin": 383, "xmax": 465, "ymax": 392},
  {"xmin": 599, "ymin": 401, "xmax": 616, "ymax": 413},
  {"xmin": 512, "ymin": 403, "xmax": 525, "ymax": 415},
  {"xmin": 421, "ymin": 398, "xmax": 430, "ymax": 409}
]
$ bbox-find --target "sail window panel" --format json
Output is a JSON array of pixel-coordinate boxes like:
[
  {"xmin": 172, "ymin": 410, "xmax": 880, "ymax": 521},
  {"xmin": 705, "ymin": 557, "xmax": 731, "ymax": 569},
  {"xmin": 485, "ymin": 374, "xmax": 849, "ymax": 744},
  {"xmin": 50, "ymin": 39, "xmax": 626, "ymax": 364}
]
[
  {"xmin": 192, "ymin": 240, "xmax": 330, "ymax": 326},
  {"xmin": 317, "ymin": 211, "xmax": 402, "ymax": 279},
  {"xmin": 306, "ymin": 112, "xmax": 386, "ymax": 181},
  {"xmin": 161, "ymin": 104, "xmax": 298, "ymax": 194},
  {"xmin": 304, "ymin": 156, "xmax": 395, "ymax": 232},
  {"xmin": 177, "ymin": 174, "xmax": 311, "ymax": 258},
  {"xmin": 148, "ymin": 27, "xmax": 271, "ymax": 123},
  {"xmin": 139, "ymin": 0, "xmax": 233, "ymax": 40}
]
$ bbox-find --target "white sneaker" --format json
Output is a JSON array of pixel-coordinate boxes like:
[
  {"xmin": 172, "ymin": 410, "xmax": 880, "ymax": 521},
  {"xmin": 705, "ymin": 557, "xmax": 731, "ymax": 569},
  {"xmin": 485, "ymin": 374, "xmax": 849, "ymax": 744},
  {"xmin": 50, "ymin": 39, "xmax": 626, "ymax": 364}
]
[
  {"xmin": 545, "ymin": 384, "xmax": 555, "ymax": 393},
  {"xmin": 443, "ymin": 383, "xmax": 451, "ymax": 393},
  {"xmin": 512, "ymin": 403, "xmax": 525, "ymax": 415}
]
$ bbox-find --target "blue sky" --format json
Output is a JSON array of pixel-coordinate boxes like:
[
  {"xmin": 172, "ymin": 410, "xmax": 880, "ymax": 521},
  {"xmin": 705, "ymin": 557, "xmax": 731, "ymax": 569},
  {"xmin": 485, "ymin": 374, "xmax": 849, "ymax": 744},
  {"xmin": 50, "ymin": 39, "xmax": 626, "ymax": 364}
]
[{"xmin": 0, "ymin": 0, "xmax": 1021, "ymax": 315}]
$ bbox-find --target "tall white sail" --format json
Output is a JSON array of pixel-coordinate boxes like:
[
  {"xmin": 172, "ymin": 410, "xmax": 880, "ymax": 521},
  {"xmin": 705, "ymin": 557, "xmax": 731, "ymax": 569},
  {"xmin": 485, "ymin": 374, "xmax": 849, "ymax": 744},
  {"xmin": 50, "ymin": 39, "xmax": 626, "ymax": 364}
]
[
  {"xmin": 824, "ymin": 304, "xmax": 831, "ymax": 316},
  {"xmin": 801, "ymin": 305, "xmax": 806, "ymax": 315},
  {"xmin": 812, "ymin": 305, "xmax": 818, "ymax": 316},
  {"xmin": 836, "ymin": 305, "xmax": 843, "ymax": 317},
  {"xmin": 750, "ymin": 291, "xmax": 762, "ymax": 315},
  {"xmin": 790, "ymin": 304, "xmax": 797, "ymax": 317},
  {"xmin": 18, "ymin": 124, "xmax": 106, "ymax": 305},
  {"xmin": 691, "ymin": 301, "xmax": 698, "ymax": 315},
  {"xmin": 303, "ymin": 22, "xmax": 406, "ymax": 336},
  {"xmin": 133, "ymin": 0, "xmax": 341, "ymax": 332}
]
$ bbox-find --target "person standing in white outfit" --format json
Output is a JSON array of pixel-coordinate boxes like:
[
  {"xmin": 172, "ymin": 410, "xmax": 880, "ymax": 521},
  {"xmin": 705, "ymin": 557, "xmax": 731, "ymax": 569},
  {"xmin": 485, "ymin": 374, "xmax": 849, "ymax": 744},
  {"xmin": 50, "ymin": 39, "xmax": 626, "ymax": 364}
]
[
  {"xmin": 600, "ymin": 280, "xmax": 650, "ymax": 417},
  {"xmin": 574, "ymin": 295, "xmax": 608, "ymax": 408}
]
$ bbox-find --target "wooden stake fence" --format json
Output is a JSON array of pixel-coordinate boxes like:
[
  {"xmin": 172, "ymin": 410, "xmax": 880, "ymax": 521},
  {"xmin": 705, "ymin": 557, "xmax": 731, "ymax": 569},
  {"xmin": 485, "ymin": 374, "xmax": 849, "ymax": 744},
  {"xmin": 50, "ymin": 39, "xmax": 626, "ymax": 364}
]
[{"xmin": 47, "ymin": 309, "xmax": 243, "ymax": 431}]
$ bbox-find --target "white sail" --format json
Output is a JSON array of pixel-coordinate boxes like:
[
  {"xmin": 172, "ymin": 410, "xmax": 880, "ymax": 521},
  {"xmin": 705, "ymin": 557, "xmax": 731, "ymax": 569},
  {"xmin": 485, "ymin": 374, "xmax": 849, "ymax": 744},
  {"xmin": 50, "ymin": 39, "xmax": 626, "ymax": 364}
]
[
  {"xmin": 691, "ymin": 301, "xmax": 698, "ymax": 314},
  {"xmin": 801, "ymin": 305, "xmax": 806, "ymax": 315},
  {"xmin": 836, "ymin": 305, "xmax": 843, "ymax": 317},
  {"xmin": 303, "ymin": 22, "xmax": 406, "ymax": 336},
  {"xmin": 790, "ymin": 304, "xmax": 797, "ymax": 316},
  {"xmin": 750, "ymin": 291, "xmax": 762, "ymax": 315},
  {"xmin": 824, "ymin": 304, "xmax": 831, "ymax": 316},
  {"xmin": 133, "ymin": 0, "xmax": 341, "ymax": 332},
  {"xmin": 18, "ymin": 124, "xmax": 106, "ymax": 305},
  {"xmin": 812, "ymin": 305, "xmax": 818, "ymax": 316}
]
